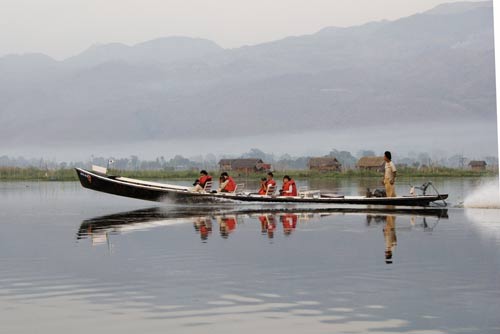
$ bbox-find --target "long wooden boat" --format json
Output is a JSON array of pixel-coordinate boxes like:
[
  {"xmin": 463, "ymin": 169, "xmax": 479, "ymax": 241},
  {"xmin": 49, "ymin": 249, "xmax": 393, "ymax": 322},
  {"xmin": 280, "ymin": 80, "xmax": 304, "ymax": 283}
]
[{"xmin": 75, "ymin": 167, "xmax": 448, "ymax": 207}]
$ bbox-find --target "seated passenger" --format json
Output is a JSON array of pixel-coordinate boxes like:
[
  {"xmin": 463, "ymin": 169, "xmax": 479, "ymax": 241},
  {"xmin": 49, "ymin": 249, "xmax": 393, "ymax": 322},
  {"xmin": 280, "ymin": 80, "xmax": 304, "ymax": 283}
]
[
  {"xmin": 218, "ymin": 172, "xmax": 236, "ymax": 193},
  {"xmin": 280, "ymin": 175, "xmax": 297, "ymax": 196},
  {"xmin": 258, "ymin": 177, "xmax": 268, "ymax": 195},
  {"xmin": 265, "ymin": 172, "xmax": 277, "ymax": 194},
  {"xmin": 192, "ymin": 170, "xmax": 212, "ymax": 192}
]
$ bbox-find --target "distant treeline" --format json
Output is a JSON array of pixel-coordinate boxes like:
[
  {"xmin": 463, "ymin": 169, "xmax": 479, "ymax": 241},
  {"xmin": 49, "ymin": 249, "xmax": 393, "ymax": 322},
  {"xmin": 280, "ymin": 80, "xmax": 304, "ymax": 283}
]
[
  {"xmin": 0, "ymin": 166, "xmax": 496, "ymax": 182},
  {"xmin": 1, "ymin": 148, "xmax": 499, "ymax": 171}
]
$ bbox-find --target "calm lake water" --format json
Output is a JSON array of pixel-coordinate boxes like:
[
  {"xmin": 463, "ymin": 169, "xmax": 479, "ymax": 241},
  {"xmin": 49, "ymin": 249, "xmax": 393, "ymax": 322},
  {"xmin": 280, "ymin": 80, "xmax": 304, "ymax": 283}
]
[{"xmin": 1, "ymin": 177, "xmax": 499, "ymax": 334}]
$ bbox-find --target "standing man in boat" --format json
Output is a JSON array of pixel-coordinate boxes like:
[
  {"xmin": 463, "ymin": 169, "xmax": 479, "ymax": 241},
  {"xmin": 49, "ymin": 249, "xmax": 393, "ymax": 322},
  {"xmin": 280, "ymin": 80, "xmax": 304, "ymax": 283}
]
[
  {"xmin": 383, "ymin": 151, "xmax": 397, "ymax": 197},
  {"xmin": 280, "ymin": 175, "xmax": 297, "ymax": 196},
  {"xmin": 218, "ymin": 172, "xmax": 237, "ymax": 192},
  {"xmin": 192, "ymin": 170, "xmax": 212, "ymax": 192}
]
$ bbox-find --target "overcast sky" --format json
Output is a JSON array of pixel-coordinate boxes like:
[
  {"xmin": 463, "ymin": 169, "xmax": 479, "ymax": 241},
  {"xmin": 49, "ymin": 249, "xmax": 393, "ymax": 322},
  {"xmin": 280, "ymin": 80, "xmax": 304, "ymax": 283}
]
[{"xmin": 0, "ymin": 0, "xmax": 488, "ymax": 60}]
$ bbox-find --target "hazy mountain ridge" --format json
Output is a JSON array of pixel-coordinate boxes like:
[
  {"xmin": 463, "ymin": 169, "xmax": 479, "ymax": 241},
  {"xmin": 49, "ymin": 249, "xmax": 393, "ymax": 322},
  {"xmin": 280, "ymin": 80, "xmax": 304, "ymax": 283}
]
[
  {"xmin": 426, "ymin": 0, "xmax": 492, "ymax": 14},
  {"xmin": 0, "ymin": 1, "xmax": 495, "ymax": 146},
  {"xmin": 64, "ymin": 36, "xmax": 224, "ymax": 68}
]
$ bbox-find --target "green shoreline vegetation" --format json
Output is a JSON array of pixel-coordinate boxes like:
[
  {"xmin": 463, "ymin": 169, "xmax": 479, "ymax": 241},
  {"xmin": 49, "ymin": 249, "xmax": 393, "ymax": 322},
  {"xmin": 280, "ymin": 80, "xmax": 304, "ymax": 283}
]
[{"xmin": 0, "ymin": 166, "xmax": 497, "ymax": 182}]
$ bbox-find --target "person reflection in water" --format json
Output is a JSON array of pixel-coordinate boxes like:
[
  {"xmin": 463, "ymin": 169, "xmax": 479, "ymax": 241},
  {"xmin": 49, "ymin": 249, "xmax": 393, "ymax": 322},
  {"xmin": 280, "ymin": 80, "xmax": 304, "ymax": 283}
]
[
  {"xmin": 218, "ymin": 216, "xmax": 237, "ymax": 238},
  {"xmin": 281, "ymin": 214, "xmax": 298, "ymax": 236},
  {"xmin": 259, "ymin": 215, "xmax": 276, "ymax": 238},
  {"xmin": 193, "ymin": 217, "xmax": 213, "ymax": 241},
  {"xmin": 383, "ymin": 215, "xmax": 397, "ymax": 264}
]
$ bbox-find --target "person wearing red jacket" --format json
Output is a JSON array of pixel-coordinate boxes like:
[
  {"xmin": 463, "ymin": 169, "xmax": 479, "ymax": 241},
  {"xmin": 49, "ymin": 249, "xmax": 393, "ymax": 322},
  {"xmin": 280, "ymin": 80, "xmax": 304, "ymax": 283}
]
[
  {"xmin": 258, "ymin": 177, "xmax": 268, "ymax": 195},
  {"xmin": 192, "ymin": 170, "xmax": 212, "ymax": 192},
  {"xmin": 265, "ymin": 172, "xmax": 277, "ymax": 194},
  {"xmin": 218, "ymin": 172, "xmax": 236, "ymax": 192},
  {"xmin": 258, "ymin": 172, "xmax": 277, "ymax": 195},
  {"xmin": 280, "ymin": 175, "xmax": 297, "ymax": 196}
]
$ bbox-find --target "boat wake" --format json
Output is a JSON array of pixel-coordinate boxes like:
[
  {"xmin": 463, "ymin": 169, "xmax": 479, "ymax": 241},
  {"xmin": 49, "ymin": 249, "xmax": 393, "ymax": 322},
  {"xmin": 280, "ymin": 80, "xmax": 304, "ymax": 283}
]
[
  {"xmin": 463, "ymin": 181, "xmax": 500, "ymax": 243},
  {"xmin": 463, "ymin": 180, "xmax": 500, "ymax": 209}
]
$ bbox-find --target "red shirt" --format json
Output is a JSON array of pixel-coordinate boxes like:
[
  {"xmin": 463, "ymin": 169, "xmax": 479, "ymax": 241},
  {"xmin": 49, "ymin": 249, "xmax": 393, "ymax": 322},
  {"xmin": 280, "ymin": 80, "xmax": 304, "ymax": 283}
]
[{"xmin": 281, "ymin": 179, "xmax": 297, "ymax": 196}]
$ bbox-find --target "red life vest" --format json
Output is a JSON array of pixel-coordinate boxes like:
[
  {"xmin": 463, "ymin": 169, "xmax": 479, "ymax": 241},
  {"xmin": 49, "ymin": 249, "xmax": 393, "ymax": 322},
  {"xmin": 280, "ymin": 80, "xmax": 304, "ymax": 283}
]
[
  {"xmin": 281, "ymin": 179, "xmax": 297, "ymax": 196},
  {"xmin": 199, "ymin": 175, "xmax": 212, "ymax": 187},
  {"xmin": 281, "ymin": 214, "xmax": 297, "ymax": 229},
  {"xmin": 266, "ymin": 179, "xmax": 277, "ymax": 188},
  {"xmin": 259, "ymin": 216, "xmax": 276, "ymax": 234},
  {"xmin": 258, "ymin": 183, "xmax": 267, "ymax": 195},
  {"xmin": 224, "ymin": 218, "xmax": 237, "ymax": 231},
  {"xmin": 223, "ymin": 176, "xmax": 236, "ymax": 192},
  {"xmin": 259, "ymin": 216, "xmax": 267, "ymax": 226},
  {"xmin": 259, "ymin": 179, "xmax": 276, "ymax": 195}
]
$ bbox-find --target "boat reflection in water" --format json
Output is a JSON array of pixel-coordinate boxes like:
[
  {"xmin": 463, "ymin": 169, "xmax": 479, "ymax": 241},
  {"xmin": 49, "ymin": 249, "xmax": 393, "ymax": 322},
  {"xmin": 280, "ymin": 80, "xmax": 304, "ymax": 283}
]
[
  {"xmin": 77, "ymin": 207, "xmax": 447, "ymax": 250},
  {"xmin": 193, "ymin": 217, "xmax": 213, "ymax": 241}
]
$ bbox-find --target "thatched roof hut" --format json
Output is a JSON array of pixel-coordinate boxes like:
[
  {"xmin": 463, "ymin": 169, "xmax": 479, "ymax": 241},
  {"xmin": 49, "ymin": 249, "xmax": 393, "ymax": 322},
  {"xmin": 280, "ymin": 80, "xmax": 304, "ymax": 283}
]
[
  {"xmin": 357, "ymin": 156, "xmax": 385, "ymax": 172},
  {"xmin": 468, "ymin": 160, "xmax": 487, "ymax": 171},
  {"xmin": 308, "ymin": 157, "xmax": 342, "ymax": 172},
  {"xmin": 219, "ymin": 159, "xmax": 270, "ymax": 173}
]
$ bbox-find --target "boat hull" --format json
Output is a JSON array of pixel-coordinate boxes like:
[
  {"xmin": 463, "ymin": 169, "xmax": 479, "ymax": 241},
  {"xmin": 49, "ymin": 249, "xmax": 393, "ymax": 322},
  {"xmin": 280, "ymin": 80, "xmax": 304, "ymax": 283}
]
[
  {"xmin": 76, "ymin": 168, "xmax": 188, "ymax": 202},
  {"xmin": 75, "ymin": 168, "xmax": 448, "ymax": 206}
]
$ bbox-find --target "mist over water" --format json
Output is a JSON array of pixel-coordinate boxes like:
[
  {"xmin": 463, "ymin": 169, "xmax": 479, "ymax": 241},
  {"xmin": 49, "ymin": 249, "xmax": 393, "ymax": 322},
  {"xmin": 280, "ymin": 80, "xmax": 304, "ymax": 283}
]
[{"xmin": 1, "ymin": 121, "xmax": 497, "ymax": 162}]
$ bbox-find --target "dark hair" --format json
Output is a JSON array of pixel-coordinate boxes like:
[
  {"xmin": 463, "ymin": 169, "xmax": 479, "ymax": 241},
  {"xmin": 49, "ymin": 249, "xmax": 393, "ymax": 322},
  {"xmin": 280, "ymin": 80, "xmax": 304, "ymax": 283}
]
[
  {"xmin": 283, "ymin": 175, "xmax": 291, "ymax": 181},
  {"xmin": 384, "ymin": 151, "xmax": 392, "ymax": 160},
  {"xmin": 221, "ymin": 172, "xmax": 228, "ymax": 177},
  {"xmin": 200, "ymin": 170, "xmax": 208, "ymax": 175},
  {"xmin": 267, "ymin": 172, "xmax": 274, "ymax": 177}
]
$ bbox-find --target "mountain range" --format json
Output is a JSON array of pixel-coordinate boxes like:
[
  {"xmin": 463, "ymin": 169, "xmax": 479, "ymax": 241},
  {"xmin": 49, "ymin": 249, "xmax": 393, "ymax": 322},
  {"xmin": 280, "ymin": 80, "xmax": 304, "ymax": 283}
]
[{"xmin": 0, "ymin": 1, "xmax": 496, "ymax": 155}]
